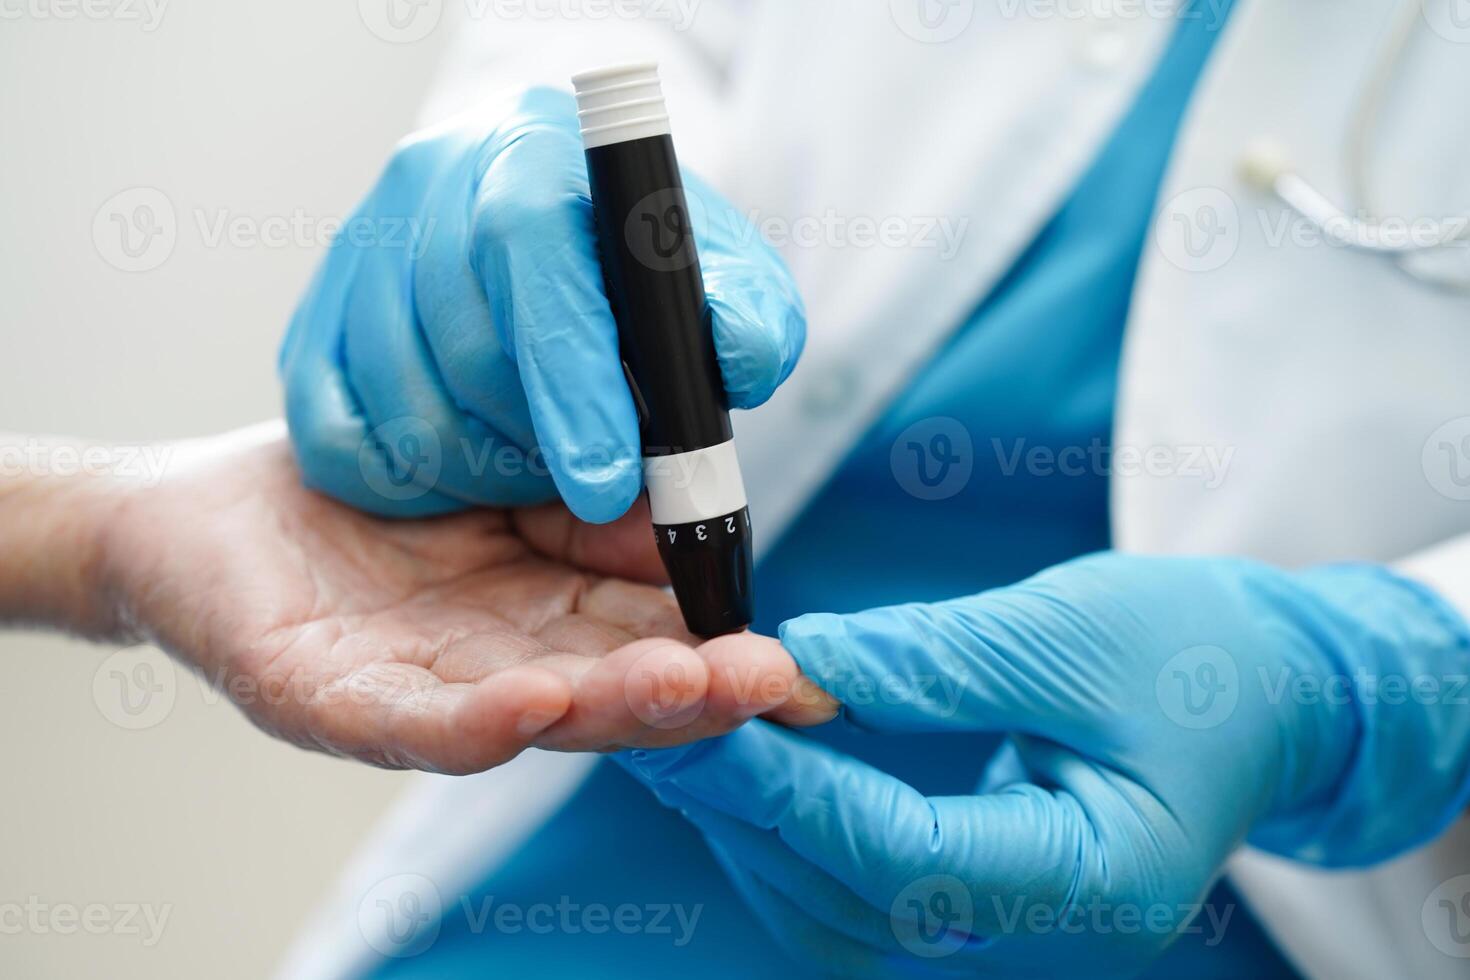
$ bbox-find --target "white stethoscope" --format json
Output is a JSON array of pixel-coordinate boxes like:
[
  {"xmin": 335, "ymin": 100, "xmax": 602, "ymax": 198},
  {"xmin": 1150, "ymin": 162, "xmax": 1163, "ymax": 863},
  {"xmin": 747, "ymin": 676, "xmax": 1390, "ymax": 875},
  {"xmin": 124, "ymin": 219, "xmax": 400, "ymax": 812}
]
[{"xmin": 1237, "ymin": 0, "xmax": 1470, "ymax": 294}]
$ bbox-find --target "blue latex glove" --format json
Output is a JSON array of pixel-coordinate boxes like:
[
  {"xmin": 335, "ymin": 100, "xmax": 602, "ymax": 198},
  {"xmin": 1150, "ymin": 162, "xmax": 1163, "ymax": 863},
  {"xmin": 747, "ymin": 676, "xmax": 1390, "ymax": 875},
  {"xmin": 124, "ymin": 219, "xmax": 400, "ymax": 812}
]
[
  {"xmin": 279, "ymin": 87, "xmax": 803, "ymax": 522},
  {"xmin": 620, "ymin": 553, "xmax": 1470, "ymax": 978}
]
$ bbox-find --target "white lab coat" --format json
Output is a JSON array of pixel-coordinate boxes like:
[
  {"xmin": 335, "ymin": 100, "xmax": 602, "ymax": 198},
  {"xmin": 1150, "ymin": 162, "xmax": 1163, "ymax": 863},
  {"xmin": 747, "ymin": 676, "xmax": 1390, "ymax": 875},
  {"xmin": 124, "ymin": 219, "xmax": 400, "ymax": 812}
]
[{"xmin": 280, "ymin": 1, "xmax": 1470, "ymax": 976}]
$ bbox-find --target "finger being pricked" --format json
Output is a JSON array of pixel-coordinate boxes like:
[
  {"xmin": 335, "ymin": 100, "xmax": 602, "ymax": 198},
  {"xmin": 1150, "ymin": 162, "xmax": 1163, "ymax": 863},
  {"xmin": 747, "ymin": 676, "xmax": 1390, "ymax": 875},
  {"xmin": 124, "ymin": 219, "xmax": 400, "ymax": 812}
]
[{"xmin": 531, "ymin": 629, "xmax": 839, "ymax": 753}]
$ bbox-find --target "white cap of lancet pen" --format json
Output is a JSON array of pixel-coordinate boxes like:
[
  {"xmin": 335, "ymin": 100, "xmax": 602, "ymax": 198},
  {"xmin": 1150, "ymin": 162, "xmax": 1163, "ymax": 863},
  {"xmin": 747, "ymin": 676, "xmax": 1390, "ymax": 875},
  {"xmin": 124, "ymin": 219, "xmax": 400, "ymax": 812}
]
[{"xmin": 571, "ymin": 62, "xmax": 672, "ymax": 150}]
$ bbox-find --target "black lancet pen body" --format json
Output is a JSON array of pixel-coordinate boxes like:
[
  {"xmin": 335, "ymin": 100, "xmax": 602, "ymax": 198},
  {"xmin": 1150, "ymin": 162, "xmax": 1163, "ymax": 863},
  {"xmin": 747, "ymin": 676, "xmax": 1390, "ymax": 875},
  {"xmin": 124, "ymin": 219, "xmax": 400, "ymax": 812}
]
[{"xmin": 573, "ymin": 63, "xmax": 754, "ymax": 638}]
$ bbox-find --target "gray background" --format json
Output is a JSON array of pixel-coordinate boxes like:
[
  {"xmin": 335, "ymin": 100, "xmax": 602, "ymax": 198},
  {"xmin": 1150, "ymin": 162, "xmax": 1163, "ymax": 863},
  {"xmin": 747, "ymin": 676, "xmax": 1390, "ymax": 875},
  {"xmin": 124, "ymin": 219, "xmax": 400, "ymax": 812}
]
[{"xmin": 0, "ymin": 4, "xmax": 457, "ymax": 976}]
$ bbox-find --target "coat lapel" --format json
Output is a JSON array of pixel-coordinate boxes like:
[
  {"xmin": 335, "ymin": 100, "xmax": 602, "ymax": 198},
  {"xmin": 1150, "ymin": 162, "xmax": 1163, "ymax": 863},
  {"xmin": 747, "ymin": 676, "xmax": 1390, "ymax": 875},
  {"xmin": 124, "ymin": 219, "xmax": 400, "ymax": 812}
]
[{"xmin": 708, "ymin": 0, "xmax": 1180, "ymax": 544}]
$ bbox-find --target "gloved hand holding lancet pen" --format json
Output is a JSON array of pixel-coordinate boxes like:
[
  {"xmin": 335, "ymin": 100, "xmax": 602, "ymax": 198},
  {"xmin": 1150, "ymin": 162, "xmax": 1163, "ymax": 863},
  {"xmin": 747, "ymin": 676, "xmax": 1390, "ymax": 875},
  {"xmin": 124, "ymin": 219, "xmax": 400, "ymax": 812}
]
[{"xmin": 279, "ymin": 76, "xmax": 805, "ymax": 639}]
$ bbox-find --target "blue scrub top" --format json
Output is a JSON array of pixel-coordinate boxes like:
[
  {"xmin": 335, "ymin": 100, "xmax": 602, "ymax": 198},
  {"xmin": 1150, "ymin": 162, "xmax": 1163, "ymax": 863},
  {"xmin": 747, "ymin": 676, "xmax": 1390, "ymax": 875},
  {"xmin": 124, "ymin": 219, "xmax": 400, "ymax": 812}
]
[{"xmin": 372, "ymin": 2, "xmax": 1299, "ymax": 977}]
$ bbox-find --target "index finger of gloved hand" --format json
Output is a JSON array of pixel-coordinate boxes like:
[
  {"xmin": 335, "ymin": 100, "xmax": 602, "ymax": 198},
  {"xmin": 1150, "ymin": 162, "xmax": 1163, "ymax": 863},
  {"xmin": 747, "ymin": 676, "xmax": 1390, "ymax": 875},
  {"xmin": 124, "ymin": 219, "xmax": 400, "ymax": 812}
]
[
  {"xmin": 280, "ymin": 251, "xmax": 465, "ymax": 518},
  {"xmin": 470, "ymin": 107, "xmax": 642, "ymax": 526},
  {"xmin": 686, "ymin": 172, "xmax": 806, "ymax": 410},
  {"xmin": 412, "ymin": 152, "xmax": 541, "ymax": 454},
  {"xmin": 619, "ymin": 721, "xmax": 1096, "ymax": 940},
  {"xmin": 777, "ymin": 587, "xmax": 1101, "ymax": 739},
  {"xmin": 342, "ymin": 218, "xmax": 556, "ymax": 508}
]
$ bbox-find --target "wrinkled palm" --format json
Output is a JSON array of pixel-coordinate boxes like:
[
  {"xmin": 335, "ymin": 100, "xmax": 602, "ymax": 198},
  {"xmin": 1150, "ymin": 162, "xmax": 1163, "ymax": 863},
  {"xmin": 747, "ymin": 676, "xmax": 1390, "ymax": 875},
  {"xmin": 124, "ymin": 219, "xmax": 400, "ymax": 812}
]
[{"xmin": 100, "ymin": 426, "xmax": 821, "ymax": 773}]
